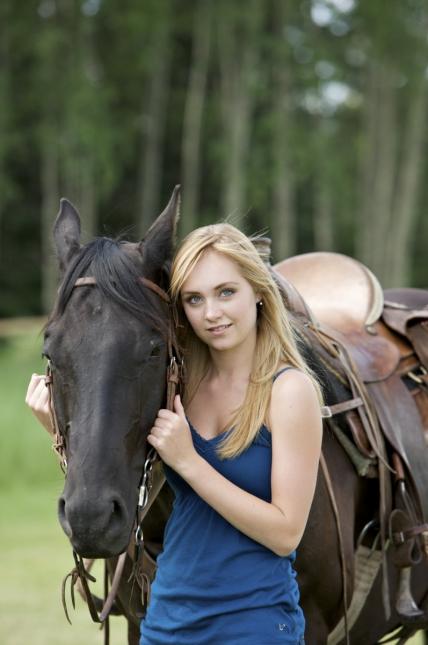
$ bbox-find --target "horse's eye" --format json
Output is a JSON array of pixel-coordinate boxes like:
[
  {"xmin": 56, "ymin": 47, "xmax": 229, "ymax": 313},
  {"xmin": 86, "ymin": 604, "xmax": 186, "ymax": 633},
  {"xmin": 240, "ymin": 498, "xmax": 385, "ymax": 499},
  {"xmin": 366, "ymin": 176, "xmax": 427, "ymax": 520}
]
[{"xmin": 149, "ymin": 342, "xmax": 162, "ymax": 358}]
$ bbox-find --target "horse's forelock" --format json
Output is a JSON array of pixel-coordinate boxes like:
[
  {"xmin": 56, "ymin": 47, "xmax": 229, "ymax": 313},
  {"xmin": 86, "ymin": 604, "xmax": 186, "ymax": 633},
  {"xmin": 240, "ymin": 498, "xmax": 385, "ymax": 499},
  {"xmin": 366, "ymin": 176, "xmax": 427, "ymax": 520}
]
[{"xmin": 49, "ymin": 237, "xmax": 169, "ymax": 337}]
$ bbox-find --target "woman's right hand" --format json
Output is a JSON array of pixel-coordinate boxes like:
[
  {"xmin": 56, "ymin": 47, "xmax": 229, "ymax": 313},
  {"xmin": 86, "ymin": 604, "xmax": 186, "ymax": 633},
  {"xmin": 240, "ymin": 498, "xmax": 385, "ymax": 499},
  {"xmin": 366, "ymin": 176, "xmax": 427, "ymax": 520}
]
[{"xmin": 25, "ymin": 373, "xmax": 54, "ymax": 437}]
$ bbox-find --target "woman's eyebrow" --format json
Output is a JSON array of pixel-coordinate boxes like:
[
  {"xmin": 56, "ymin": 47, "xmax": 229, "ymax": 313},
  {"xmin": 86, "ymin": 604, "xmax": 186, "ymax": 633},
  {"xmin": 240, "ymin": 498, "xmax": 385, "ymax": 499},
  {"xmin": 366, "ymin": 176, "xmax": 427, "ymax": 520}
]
[{"xmin": 182, "ymin": 281, "xmax": 239, "ymax": 296}]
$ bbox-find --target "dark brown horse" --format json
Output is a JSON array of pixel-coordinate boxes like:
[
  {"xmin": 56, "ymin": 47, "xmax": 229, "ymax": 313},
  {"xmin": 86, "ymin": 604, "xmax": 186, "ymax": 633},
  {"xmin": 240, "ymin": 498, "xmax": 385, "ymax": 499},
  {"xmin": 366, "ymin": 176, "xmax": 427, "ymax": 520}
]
[{"xmin": 44, "ymin": 188, "xmax": 428, "ymax": 644}]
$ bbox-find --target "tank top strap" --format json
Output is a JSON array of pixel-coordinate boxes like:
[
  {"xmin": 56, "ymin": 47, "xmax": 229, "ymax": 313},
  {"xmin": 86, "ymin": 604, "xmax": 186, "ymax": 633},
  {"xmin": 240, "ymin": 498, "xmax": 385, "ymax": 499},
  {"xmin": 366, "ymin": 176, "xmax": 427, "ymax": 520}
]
[{"xmin": 273, "ymin": 366, "xmax": 296, "ymax": 381}]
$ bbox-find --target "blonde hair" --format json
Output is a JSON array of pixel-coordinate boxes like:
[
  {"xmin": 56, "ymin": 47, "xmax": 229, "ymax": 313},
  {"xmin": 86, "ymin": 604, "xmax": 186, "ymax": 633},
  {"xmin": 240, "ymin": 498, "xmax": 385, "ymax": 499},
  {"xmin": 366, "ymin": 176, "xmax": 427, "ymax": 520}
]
[{"xmin": 170, "ymin": 223, "xmax": 323, "ymax": 459}]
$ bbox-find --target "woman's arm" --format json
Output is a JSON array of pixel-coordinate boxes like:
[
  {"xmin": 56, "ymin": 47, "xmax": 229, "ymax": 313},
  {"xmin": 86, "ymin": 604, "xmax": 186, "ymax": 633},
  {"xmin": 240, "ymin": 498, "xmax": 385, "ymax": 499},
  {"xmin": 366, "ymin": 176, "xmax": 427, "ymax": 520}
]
[
  {"xmin": 25, "ymin": 374, "xmax": 54, "ymax": 436},
  {"xmin": 148, "ymin": 371, "xmax": 322, "ymax": 556}
]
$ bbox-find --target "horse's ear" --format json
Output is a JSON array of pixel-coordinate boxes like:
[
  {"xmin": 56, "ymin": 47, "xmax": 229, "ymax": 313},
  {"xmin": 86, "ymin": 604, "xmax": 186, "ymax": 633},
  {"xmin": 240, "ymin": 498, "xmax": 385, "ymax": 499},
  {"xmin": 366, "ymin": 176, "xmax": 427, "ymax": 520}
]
[
  {"xmin": 140, "ymin": 185, "xmax": 181, "ymax": 276},
  {"xmin": 53, "ymin": 198, "xmax": 81, "ymax": 274}
]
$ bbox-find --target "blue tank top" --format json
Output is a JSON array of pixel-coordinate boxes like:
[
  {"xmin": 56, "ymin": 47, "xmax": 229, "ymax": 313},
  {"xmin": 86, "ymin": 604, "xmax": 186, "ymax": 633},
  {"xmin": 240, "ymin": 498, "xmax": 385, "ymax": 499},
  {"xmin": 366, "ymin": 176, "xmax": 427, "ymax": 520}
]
[{"xmin": 140, "ymin": 368, "xmax": 305, "ymax": 644}]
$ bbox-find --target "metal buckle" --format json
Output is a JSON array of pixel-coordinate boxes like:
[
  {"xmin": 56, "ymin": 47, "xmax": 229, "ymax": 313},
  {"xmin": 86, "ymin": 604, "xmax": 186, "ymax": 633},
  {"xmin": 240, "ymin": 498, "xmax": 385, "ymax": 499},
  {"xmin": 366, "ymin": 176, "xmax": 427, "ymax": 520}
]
[
  {"xmin": 407, "ymin": 365, "xmax": 427, "ymax": 385},
  {"xmin": 393, "ymin": 531, "xmax": 405, "ymax": 545},
  {"xmin": 321, "ymin": 405, "xmax": 332, "ymax": 418}
]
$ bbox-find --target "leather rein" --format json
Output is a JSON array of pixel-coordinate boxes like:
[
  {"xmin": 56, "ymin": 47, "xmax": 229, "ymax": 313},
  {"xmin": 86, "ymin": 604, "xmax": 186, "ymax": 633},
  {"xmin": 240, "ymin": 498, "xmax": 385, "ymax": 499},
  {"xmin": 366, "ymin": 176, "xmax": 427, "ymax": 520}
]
[{"xmin": 45, "ymin": 274, "xmax": 182, "ymax": 638}]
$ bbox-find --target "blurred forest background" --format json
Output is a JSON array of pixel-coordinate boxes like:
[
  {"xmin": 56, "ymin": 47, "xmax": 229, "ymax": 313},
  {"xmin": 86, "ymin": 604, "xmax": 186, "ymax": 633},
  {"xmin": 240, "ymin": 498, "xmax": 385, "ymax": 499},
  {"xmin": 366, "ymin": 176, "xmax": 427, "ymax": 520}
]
[
  {"xmin": 1, "ymin": 2, "xmax": 427, "ymax": 643},
  {"xmin": 1, "ymin": 0, "xmax": 427, "ymax": 319}
]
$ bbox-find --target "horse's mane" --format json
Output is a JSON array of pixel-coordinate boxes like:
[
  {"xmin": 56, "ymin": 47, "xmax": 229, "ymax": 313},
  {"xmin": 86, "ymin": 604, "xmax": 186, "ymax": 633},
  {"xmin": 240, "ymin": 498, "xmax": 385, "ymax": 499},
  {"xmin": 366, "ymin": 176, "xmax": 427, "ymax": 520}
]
[{"xmin": 48, "ymin": 237, "xmax": 169, "ymax": 336}]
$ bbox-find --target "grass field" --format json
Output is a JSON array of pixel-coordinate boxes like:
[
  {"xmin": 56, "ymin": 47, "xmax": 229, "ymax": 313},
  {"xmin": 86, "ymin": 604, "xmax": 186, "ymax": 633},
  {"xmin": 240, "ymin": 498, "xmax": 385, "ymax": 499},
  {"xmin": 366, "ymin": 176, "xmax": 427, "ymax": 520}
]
[
  {"xmin": 0, "ymin": 326, "xmax": 424, "ymax": 644},
  {"xmin": 0, "ymin": 485, "xmax": 126, "ymax": 645},
  {"xmin": 0, "ymin": 328, "xmax": 127, "ymax": 643}
]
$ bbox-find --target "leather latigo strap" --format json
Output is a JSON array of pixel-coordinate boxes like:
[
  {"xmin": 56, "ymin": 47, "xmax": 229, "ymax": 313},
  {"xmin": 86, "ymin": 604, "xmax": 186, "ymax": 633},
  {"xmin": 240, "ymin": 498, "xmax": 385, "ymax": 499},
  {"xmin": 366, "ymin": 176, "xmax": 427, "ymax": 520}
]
[
  {"xmin": 392, "ymin": 522, "xmax": 428, "ymax": 546},
  {"xmin": 368, "ymin": 374, "xmax": 428, "ymax": 524},
  {"xmin": 320, "ymin": 454, "xmax": 350, "ymax": 645},
  {"xmin": 327, "ymin": 397, "xmax": 364, "ymax": 415}
]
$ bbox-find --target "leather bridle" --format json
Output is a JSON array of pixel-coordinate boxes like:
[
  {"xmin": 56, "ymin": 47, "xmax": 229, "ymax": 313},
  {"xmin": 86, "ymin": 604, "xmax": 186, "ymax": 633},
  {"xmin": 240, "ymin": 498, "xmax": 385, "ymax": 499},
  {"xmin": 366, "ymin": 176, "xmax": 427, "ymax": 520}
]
[{"xmin": 45, "ymin": 274, "xmax": 182, "ymax": 639}]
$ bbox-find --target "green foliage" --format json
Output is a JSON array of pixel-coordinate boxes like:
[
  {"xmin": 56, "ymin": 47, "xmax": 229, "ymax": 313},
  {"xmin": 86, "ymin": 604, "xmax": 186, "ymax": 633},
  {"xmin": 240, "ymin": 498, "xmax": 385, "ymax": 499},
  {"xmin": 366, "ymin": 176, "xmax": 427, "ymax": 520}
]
[{"xmin": 1, "ymin": 0, "xmax": 427, "ymax": 316}]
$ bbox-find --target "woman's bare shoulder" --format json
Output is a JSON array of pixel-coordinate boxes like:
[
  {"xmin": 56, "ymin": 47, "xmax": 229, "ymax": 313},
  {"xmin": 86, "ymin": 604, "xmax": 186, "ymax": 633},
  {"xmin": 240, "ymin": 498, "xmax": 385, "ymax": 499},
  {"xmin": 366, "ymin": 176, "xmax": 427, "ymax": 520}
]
[{"xmin": 270, "ymin": 367, "xmax": 320, "ymax": 422}]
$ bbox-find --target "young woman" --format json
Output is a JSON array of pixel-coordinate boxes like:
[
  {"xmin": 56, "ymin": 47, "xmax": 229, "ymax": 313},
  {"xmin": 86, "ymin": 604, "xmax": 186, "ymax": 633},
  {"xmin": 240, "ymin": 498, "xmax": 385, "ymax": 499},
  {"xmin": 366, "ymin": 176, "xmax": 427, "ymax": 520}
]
[{"xmin": 26, "ymin": 223, "xmax": 322, "ymax": 645}]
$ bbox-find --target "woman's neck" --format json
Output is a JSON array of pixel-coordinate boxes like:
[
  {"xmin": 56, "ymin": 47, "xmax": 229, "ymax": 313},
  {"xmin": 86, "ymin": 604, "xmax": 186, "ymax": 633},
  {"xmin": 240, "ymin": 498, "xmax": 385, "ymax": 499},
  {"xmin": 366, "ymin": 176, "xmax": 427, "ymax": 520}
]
[{"xmin": 206, "ymin": 332, "xmax": 257, "ymax": 383}]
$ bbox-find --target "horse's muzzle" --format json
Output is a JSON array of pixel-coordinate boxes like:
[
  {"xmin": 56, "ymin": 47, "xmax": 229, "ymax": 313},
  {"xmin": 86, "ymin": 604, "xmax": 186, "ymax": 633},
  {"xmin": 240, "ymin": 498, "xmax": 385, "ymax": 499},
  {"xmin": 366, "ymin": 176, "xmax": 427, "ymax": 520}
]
[{"xmin": 58, "ymin": 490, "xmax": 132, "ymax": 558}]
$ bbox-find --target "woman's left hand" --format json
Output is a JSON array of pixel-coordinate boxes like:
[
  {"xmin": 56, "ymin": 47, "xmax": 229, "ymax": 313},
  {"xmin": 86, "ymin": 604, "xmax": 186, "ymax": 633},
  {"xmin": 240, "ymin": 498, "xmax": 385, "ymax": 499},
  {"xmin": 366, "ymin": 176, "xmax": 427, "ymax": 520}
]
[{"xmin": 147, "ymin": 394, "xmax": 198, "ymax": 475}]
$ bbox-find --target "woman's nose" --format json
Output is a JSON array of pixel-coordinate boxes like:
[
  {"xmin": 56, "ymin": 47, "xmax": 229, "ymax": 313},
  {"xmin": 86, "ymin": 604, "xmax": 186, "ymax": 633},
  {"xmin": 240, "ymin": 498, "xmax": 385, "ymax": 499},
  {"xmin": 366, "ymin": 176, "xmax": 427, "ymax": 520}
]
[{"xmin": 204, "ymin": 299, "xmax": 222, "ymax": 320}]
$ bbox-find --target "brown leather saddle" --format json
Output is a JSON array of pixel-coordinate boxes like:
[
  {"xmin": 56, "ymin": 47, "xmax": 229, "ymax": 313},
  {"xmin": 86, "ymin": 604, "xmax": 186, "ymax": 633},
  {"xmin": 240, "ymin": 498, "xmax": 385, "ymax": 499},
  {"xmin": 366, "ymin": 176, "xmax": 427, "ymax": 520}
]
[
  {"xmin": 271, "ymin": 250, "xmax": 428, "ymax": 623},
  {"xmin": 275, "ymin": 252, "xmax": 413, "ymax": 380},
  {"xmin": 274, "ymin": 253, "xmax": 428, "ymax": 496}
]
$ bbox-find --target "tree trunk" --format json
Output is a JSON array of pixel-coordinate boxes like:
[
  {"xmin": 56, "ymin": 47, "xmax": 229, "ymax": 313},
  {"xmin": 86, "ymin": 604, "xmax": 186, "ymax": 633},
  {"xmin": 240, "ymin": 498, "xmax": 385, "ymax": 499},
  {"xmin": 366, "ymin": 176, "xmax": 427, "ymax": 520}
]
[
  {"xmin": 36, "ymin": 5, "xmax": 64, "ymax": 312},
  {"xmin": 387, "ymin": 78, "xmax": 427, "ymax": 286},
  {"xmin": 137, "ymin": 8, "xmax": 172, "ymax": 236},
  {"xmin": 50, "ymin": 0, "xmax": 97, "ymax": 244},
  {"xmin": 180, "ymin": 0, "xmax": 213, "ymax": 236},
  {"xmin": 78, "ymin": 158, "xmax": 96, "ymax": 241},
  {"xmin": 313, "ymin": 170, "xmax": 334, "ymax": 252},
  {"xmin": 270, "ymin": 0, "xmax": 296, "ymax": 261},
  {"xmin": 217, "ymin": 1, "xmax": 262, "ymax": 219},
  {"xmin": 357, "ymin": 61, "xmax": 398, "ymax": 280},
  {"xmin": 41, "ymin": 133, "xmax": 60, "ymax": 313},
  {"xmin": 0, "ymin": 0, "xmax": 11, "ymax": 262}
]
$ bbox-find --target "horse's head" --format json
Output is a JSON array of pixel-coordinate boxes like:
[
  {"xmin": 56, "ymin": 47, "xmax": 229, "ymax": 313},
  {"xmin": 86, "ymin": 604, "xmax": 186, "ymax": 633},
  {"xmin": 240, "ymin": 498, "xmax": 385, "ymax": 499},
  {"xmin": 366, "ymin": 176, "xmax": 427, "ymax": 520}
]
[{"xmin": 44, "ymin": 187, "xmax": 180, "ymax": 558}]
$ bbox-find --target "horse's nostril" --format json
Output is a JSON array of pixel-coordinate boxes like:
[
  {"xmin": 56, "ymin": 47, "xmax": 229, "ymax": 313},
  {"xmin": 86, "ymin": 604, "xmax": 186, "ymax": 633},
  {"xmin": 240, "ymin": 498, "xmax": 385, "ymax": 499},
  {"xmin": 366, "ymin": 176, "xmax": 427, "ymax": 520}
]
[
  {"xmin": 111, "ymin": 497, "xmax": 124, "ymax": 520},
  {"xmin": 58, "ymin": 497, "xmax": 72, "ymax": 537},
  {"xmin": 59, "ymin": 490, "xmax": 130, "ymax": 555}
]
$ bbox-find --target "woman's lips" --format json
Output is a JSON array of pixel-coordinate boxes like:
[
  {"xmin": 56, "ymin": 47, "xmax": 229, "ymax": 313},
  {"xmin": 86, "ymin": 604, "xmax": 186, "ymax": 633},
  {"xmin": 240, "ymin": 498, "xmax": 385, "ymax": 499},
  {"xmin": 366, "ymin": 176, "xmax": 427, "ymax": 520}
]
[{"xmin": 207, "ymin": 323, "xmax": 232, "ymax": 335}]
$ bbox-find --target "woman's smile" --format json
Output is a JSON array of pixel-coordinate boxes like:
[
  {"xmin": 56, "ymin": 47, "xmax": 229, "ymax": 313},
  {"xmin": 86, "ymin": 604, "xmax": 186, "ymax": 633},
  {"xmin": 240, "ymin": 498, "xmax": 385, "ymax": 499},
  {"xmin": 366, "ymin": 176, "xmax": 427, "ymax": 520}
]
[{"xmin": 207, "ymin": 323, "xmax": 232, "ymax": 335}]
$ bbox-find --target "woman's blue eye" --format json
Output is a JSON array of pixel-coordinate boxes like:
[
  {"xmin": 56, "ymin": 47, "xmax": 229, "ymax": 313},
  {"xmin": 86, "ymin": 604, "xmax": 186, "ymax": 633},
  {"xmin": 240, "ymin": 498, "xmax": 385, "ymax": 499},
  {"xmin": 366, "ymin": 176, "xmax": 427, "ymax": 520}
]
[
  {"xmin": 185, "ymin": 288, "xmax": 234, "ymax": 304},
  {"xmin": 187, "ymin": 295, "xmax": 202, "ymax": 305}
]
